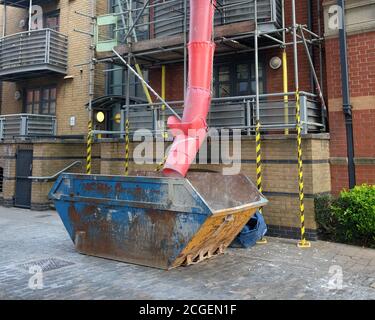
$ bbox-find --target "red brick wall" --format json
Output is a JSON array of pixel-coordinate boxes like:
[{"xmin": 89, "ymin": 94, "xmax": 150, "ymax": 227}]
[
  {"xmin": 326, "ymin": 31, "xmax": 375, "ymax": 194},
  {"xmin": 149, "ymin": 64, "xmax": 185, "ymax": 102},
  {"xmin": 326, "ymin": 32, "xmax": 375, "ymax": 99}
]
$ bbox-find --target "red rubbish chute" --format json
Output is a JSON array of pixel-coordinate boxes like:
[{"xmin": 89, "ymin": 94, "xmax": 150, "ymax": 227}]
[{"xmin": 162, "ymin": 0, "xmax": 216, "ymax": 177}]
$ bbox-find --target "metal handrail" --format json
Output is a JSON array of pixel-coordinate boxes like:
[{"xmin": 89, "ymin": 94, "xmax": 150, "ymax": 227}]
[
  {"xmin": 28, "ymin": 161, "xmax": 82, "ymax": 182},
  {"xmin": 121, "ymin": 91, "xmax": 318, "ymax": 109},
  {"xmin": 0, "ymin": 28, "xmax": 67, "ymax": 41},
  {"xmin": 0, "ymin": 113, "xmax": 57, "ymax": 118}
]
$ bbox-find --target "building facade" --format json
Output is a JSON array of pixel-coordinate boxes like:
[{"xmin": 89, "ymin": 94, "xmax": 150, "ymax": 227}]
[
  {"xmin": 323, "ymin": 0, "xmax": 375, "ymax": 194},
  {"xmin": 0, "ymin": 0, "xmax": 373, "ymax": 240}
]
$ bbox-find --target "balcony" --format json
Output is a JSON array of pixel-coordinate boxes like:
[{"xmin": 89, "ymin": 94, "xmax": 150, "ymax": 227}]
[
  {"xmin": 112, "ymin": 0, "xmax": 283, "ymax": 59},
  {"xmin": 0, "ymin": 114, "xmax": 56, "ymax": 140},
  {"xmin": 0, "ymin": 29, "xmax": 68, "ymax": 81},
  {"xmin": 153, "ymin": 0, "xmax": 282, "ymax": 38},
  {"xmin": 94, "ymin": 92, "xmax": 325, "ymax": 138}
]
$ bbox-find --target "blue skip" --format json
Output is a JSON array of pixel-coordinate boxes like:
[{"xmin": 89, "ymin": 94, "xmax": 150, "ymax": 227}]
[{"xmin": 49, "ymin": 172, "xmax": 268, "ymax": 269}]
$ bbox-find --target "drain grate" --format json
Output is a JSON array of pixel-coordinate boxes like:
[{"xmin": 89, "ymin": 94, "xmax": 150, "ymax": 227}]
[
  {"xmin": 35, "ymin": 214, "xmax": 53, "ymax": 218},
  {"xmin": 18, "ymin": 258, "xmax": 75, "ymax": 273}
]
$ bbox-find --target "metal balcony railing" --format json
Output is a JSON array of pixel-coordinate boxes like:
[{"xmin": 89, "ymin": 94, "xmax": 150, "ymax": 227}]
[
  {"xmin": 112, "ymin": 0, "xmax": 282, "ymax": 43},
  {"xmin": 0, "ymin": 29, "xmax": 68, "ymax": 81},
  {"xmin": 153, "ymin": 0, "xmax": 282, "ymax": 38},
  {"xmin": 92, "ymin": 92, "xmax": 326, "ymax": 139},
  {"xmin": 0, "ymin": 114, "xmax": 57, "ymax": 140}
]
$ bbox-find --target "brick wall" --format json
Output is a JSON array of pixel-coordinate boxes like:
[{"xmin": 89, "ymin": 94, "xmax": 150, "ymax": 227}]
[
  {"xmin": 0, "ymin": 5, "xmax": 27, "ymax": 115},
  {"xmin": 149, "ymin": 64, "xmax": 185, "ymax": 102},
  {"xmin": 30, "ymin": 140, "xmax": 100, "ymax": 210},
  {"xmin": 324, "ymin": 0, "xmax": 375, "ymax": 194},
  {"xmin": 0, "ymin": 140, "xmax": 100, "ymax": 210}
]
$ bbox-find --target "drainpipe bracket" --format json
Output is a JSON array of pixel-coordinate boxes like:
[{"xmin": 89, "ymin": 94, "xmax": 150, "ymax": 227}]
[{"xmin": 343, "ymin": 103, "xmax": 352, "ymax": 117}]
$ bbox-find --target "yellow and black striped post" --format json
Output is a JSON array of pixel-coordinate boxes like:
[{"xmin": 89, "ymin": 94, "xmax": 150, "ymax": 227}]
[
  {"xmin": 255, "ymin": 121, "xmax": 263, "ymax": 195},
  {"xmin": 125, "ymin": 118, "xmax": 130, "ymax": 176},
  {"xmin": 86, "ymin": 120, "xmax": 93, "ymax": 175},
  {"xmin": 255, "ymin": 120, "xmax": 267, "ymax": 245},
  {"xmin": 295, "ymin": 91, "xmax": 311, "ymax": 248}
]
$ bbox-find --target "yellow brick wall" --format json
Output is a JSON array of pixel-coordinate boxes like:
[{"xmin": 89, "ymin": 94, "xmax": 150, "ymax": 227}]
[
  {"xmin": 0, "ymin": 135, "xmax": 331, "ymax": 238},
  {"xmin": 0, "ymin": 5, "xmax": 27, "ymax": 115},
  {"xmin": 0, "ymin": 5, "xmax": 25, "ymax": 36},
  {"xmin": 31, "ymin": 141, "xmax": 101, "ymax": 206},
  {"xmin": 99, "ymin": 136, "xmax": 331, "ymax": 231}
]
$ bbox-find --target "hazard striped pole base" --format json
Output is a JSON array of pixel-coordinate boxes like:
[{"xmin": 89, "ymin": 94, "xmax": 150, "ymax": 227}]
[
  {"xmin": 86, "ymin": 120, "xmax": 93, "ymax": 175},
  {"xmin": 295, "ymin": 91, "xmax": 311, "ymax": 249},
  {"xmin": 125, "ymin": 118, "xmax": 130, "ymax": 176}
]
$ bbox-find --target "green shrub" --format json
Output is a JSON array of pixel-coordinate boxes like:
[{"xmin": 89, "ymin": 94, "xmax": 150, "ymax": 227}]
[
  {"xmin": 315, "ymin": 194, "xmax": 337, "ymax": 240},
  {"xmin": 315, "ymin": 185, "xmax": 375, "ymax": 248},
  {"xmin": 332, "ymin": 185, "xmax": 375, "ymax": 247}
]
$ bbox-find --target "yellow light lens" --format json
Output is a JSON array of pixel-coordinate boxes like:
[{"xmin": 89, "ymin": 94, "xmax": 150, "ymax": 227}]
[
  {"xmin": 114, "ymin": 113, "xmax": 121, "ymax": 124},
  {"xmin": 96, "ymin": 111, "xmax": 105, "ymax": 123}
]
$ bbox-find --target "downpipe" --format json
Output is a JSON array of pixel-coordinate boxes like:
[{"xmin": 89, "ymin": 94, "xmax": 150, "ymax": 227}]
[{"xmin": 337, "ymin": 0, "xmax": 356, "ymax": 188}]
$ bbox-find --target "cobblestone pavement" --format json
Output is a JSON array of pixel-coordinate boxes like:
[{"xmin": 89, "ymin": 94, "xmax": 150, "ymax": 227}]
[{"xmin": 0, "ymin": 206, "xmax": 374, "ymax": 300}]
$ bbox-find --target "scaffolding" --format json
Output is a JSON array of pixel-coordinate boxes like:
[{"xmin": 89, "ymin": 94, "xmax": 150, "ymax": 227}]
[
  {"xmin": 0, "ymin": 0, "xmax": 327, "ymax": 135},
  {"xmin": 91, "ymin": 0, "xmax": 325, "ymax": 138}
]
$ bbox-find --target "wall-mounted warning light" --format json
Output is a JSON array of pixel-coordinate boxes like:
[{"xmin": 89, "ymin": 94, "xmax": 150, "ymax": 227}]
[
  {"xmin": 114, "ymin": 113, "xmax": 121, "ymax": 124},
  {"xmin": 96, "ymin": 111, "xmax": 105, "ymax": 123}
]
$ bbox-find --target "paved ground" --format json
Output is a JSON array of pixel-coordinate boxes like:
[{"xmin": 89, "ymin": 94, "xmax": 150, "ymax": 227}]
[{"xmin": 0, "ymin": 206, "xmax": 374, "ymax": 300}]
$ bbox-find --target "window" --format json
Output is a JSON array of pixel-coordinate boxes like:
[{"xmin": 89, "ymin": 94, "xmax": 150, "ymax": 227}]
[
  {"xmin": 107, "ymin": 64, "xmax": 147, "ymax": 100},
  {"xmin": 44, "ymin": 10, "xmax": 60, "ymax": 31},
  {"xmin": 25, "ymin": 87, "xmax": 57, "ymax": 115},
  {"xmin": 216, "ymin": 65, "xmax": 231, "ymax": 97},
  {"xmin": 213, "ymin": 61, "xmax": 265, "ymax": 98},
  {"xmin": 25, "ymin": 89, "xmax": 40, "ymax": 114},
  {"xmin": 0, "ymin": 167, "xmax": 3, "ymax": 193}
]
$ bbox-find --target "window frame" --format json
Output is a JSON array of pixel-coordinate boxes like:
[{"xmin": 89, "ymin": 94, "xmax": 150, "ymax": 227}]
[
  {"xmin": 106, "ymin": 63, "xmax": 148, "ymax": 100},
  {"xmin": 24, "ymin": 86, "xmax": 57, "ymax": 115},
  {"xmin": 213, "ymin": 58, "xmax": 266, "ymax": 98}
]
